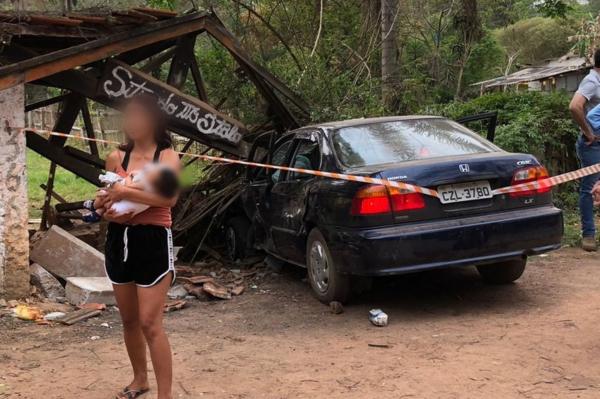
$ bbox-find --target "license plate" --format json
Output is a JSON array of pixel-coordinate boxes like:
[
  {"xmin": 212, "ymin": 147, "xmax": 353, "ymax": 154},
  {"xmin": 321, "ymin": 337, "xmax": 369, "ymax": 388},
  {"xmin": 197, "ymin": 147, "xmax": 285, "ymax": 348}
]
[{"xmin": 438, "ymin": 181, "xmax": 492, "ymax": 204}]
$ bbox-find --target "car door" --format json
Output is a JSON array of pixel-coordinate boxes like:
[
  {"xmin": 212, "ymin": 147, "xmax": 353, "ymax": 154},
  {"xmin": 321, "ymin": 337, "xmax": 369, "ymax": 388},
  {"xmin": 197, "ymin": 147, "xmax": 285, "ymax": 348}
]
[
  {"xmin": 269, "ymin": 131, "xmax": 323, "ymax": 264},
  {"xmin": 245, "ymin": 135, "xmax": 295, "ymax": 252}
]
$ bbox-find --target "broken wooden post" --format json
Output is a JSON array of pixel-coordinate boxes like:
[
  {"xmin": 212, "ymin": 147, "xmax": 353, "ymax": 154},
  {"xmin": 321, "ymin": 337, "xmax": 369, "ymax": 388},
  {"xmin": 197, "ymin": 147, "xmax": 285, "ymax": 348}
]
[{"xmin": 0, "ymin": 84, "xmax": 30, "ymax": 298}]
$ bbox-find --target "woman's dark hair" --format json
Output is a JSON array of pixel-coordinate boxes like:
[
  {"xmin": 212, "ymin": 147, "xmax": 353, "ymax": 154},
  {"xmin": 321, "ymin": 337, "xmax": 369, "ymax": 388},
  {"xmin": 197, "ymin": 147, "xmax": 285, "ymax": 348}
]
[
  {"xmin": 119, "ymin": 93, "xmax": 172, "ymax": 152},
  {"xmin": 595, "ymin": 49, "xmax": 600, "ymax": 68}
]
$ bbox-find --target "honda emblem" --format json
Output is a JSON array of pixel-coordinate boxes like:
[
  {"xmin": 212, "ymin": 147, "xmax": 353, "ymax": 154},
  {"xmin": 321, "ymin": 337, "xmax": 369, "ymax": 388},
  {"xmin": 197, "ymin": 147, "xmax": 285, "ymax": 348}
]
[{"xmin": 459, "ymin": 164, "xmax": 470, "ymax": 173}]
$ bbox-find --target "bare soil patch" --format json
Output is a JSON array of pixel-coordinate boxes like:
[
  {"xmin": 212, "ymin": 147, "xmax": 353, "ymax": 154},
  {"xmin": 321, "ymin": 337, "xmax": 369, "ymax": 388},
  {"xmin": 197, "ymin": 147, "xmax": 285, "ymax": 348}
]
[{"xmin": 2, "ymin": 248, "xmax": 600, "ymax": 398}]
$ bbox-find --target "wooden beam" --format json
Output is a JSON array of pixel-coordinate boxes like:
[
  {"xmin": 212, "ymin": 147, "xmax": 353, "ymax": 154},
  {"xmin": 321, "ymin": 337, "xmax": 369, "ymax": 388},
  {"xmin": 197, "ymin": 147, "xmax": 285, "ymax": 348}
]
[
  {"xmin": 132, "ymin": 7, "xmax": 178, "ymax": 19},
  {"xmin": 44, "ymin": 63, "xmax": 244, "ymax": 155},
  {"xmin": 167, "ymin": 34, "xmax": 196, "ymax": 89},
  {"xmin": 80, "ymin": 101, "xmax": 99, "ymax": 156},
  {"xmin": 0, "ymin": 11, "xmax": 209, "ymax": 91},
  {"xmin": 0, "ymin": 44, "xmax": 100, "ymax": 98},
  {"xmin": 113, "ymin": 10, "xmax": 158, "ymax": 22},
  {"xmin": 39, "ymin": 93, "xmax": 85, "ymax": 227},
  {"xmin": 40, "ymin": 162, "xmax": 57, "ymax": 230},
  {"xmin": 118, "ymin": 39, "xmax": 178, "ymax": 66},
  {"xmin": 203, "ymin": 14, "xmax": 309, "ymax": 115},
  {"xmin": 26, "ymin": 131, "xmax": 102, "ymax": 186},
  {"xmin": 184, "ymin": 146, "xmax": 211, "ymax": 168},
  {"xmin": 0, "ymin": 22, "xmax": 101, "ymax": 39},
  {"xmin": 25, "ymin": 93, "xmax": 70, "ymax": 112},
  {"xmin": 179, "ymin": 138, "xmax": 195, "ymax": 159},
  {"xmin": 99, "ymin": 60, "xmax": 246, "ymax": 146},
  {"xmin": 50, "ymin": 93, "xmax": 84, "ymax": 147},
  {"xmin": 65, "ymin": 14, "xmax": 110, "ymax": 25},
  {"xmin": 64, "ymin": 146, "xmax": 105, "ymax": 169},
  {"xmin": 235, "ymin": 57, "xmax": 299, "ymax": 130},
  {"xmin": 189, "ymin": 54, "xmax": 209, "ymax": 102},
  {"xmin": 40, "ymin": 183, "xmax": 67, "ymax": 204},
  {"xmin": 28, "ymin": 14, "xmax": 83, "ymax": 27},
  {"xmin": 44, "ymin": 62, "xmax": 243, "ymax": 156},
  {"xmin": 140, "ymin": 47, "xmax": 177, "ymax": 73}
]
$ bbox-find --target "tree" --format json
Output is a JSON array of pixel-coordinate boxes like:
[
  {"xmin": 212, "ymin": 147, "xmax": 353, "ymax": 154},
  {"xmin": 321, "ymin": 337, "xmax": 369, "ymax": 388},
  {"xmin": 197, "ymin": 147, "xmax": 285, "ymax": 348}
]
[
  {"xmin": 590, "ymin": 0, "xmax": 600, "ymax": 16},
  {"xmin": 496, "ymin": 17, "xmax": 576, "ymax": 66},
  {"xmin": 381, "ymin": 0, "xmax": 401, "ymax": 111},
  {"xmin": 536, "ymin": 0, "xmax": 573, "ymax": 18},
  {"xmin": 453, "ymin": 0, "xmax": 483, "ymax": 99}
]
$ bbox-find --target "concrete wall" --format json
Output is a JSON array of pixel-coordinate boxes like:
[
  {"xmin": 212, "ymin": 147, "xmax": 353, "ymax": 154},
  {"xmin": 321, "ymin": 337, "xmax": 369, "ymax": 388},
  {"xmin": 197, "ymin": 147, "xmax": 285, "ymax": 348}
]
[{"xmin": 0, "ymin": 85, "xmax": 30, "ymax": 298}]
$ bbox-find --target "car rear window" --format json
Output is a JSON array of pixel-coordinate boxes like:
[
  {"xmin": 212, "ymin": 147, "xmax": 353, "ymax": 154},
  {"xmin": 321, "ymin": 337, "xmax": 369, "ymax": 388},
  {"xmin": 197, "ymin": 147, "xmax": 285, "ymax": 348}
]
[{"xmin": 332, "ymin": 119, "xmax": 499, "ymax": 168}]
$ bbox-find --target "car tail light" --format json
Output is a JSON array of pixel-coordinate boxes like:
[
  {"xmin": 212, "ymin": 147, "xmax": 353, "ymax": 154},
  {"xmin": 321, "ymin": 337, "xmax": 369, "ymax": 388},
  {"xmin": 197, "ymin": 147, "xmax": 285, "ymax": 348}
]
[
  {"xmin": 351, "ymin": 185, "xmax": 425, "ymax": 215},
  {"xmin": 388, "ymin": 188, "xmax": 426, "ymax": 211},
  {"xmin": 510, "ymin": 166, "xmax": 550, "ymax": 197},
  {"xmin": 351, "ymin": 185, "xmax": 391, "ymax": 215}
]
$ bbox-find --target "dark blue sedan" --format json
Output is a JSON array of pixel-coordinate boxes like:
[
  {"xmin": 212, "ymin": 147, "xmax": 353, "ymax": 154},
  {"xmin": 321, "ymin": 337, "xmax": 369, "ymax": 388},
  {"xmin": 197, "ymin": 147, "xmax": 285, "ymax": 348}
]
[{"xmin": 232, "ymin": 116, "xmax": 564, "ymax": 303}]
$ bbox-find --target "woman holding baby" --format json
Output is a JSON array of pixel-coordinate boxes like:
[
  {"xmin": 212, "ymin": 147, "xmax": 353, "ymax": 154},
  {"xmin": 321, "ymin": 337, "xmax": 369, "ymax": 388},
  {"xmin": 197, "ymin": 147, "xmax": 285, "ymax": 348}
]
[{"xmin": 97, "ymin": 94, "xmax": 179, "ymax": 399}]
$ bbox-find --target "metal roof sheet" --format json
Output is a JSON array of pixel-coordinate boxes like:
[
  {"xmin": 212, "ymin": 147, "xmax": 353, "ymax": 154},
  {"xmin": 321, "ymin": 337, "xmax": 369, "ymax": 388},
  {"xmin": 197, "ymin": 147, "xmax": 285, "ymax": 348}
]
[{"xmin": 473, "ymin": 55, "xmax": 589, "ymax": 89}]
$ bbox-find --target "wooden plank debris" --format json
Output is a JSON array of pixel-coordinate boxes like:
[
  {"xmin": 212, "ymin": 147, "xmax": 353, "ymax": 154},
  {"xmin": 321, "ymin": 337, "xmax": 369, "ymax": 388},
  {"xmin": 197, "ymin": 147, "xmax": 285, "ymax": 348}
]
[
  {"xmin": 57, "ymin": 308, "xmax": 101, "ymax": 325},
  {"xmin": 66, "ymin": 14, "xmax": 110, "ymax": 25},
  {"xmin": 28, "ymin": 15, "xmax": 83, "ymax": 27},
  {"xmin": 164, "ymin": 300, "xmax": 187, "ymax": 313},
  {"xmin": 133, "ymin": 7, "xmax": 179, "ymax": 19}
]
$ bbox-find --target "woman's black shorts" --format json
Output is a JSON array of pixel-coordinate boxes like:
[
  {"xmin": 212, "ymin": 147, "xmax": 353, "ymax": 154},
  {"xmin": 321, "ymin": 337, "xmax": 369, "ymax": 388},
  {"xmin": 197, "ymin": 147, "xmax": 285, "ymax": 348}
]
[{"xmin": 105, "ymin": 223, "xmax": 175, "ymax": 287}]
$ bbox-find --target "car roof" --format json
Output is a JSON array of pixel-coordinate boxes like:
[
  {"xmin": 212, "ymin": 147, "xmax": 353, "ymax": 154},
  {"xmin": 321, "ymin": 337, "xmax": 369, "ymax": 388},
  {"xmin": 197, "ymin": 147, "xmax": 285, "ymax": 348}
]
[{"xmin": 305, "ymin": 115, "xmax": 445, "ymax": 130}]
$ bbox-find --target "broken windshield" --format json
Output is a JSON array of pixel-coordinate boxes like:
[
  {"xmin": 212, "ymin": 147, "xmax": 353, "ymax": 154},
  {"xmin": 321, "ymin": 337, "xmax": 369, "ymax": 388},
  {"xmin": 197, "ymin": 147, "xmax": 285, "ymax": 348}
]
[{"xmin": 332, "ymin": 119, "xmax": 500, "ymax": 168}]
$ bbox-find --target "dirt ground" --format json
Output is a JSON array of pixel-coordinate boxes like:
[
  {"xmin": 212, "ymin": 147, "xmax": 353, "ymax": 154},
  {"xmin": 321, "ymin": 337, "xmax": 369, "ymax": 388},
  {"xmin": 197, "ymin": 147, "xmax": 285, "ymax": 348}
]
[{"xmin": 2, "ymin": 247, "xmax": 600, "ymax": 399}]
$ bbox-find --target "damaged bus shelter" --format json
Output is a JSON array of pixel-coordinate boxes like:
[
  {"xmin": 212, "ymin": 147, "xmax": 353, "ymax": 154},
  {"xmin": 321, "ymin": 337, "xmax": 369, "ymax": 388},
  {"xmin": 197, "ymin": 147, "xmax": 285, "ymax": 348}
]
[{"xmin": 0, "ymin": 7, "xmax": 309, "ymax": 297}]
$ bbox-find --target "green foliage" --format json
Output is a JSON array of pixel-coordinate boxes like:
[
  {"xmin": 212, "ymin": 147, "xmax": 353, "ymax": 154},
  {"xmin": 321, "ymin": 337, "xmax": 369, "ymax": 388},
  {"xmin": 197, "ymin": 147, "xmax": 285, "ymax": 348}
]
[
  {"xmin": 495, "ymin": 17, "xmax": 577, "ymax": 66},
  {"xmin": 463, "ymin": 32, "xmax": 505, "ymax": 86},
  {"xmin": 590, "ymin": 0, "xmax": 600, "ymax": 16},
  {"xmin": 424, "ymin": 91, "xmax": 583, "ymax": 210},
  {"xmin": 535, "ymin": 0, "xmax": 573, "ymax": 18},
  {"xmin": 145, "ymin": 0, "xmax": 177, "ymax": 9},
  {"xmin": 423, "ymin": 91, "xmax": 579, "ymax": 174},
  {"xmin": 27, "ymin": 150, "xmax": 97, "ymax": 218}
]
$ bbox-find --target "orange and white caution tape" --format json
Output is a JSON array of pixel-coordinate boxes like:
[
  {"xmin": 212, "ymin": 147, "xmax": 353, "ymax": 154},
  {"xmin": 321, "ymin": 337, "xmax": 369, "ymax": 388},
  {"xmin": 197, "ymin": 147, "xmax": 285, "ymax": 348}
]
[
  {"xmin": 18, "ymin": 127, "xmax": 600, "ymax": 199},
  {"xmin": 493, "ymin": 163, "xmax": 600, "ymax": 195},
  {"xmin": 20, "ymin": 128, "xmax": 440, "ymax": 198}
]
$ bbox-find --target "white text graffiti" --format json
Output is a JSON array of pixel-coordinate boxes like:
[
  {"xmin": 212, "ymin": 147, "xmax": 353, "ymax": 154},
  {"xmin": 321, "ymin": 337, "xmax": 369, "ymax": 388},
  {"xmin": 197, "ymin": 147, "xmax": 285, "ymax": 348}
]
[{"xmin": 102, "ymin": 65, "xmax": 243, "ymax": 144}]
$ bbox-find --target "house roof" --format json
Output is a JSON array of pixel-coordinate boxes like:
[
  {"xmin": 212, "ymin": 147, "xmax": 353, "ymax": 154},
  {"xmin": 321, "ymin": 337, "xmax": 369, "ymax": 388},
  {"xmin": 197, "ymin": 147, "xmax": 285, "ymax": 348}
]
[
  {"xmin": 473, "ymin": 55, "xmax": 590, "ymax": 89},
  {"xmin": 0, "ymin": 7, "xmax": 179, "ymax": 40}
]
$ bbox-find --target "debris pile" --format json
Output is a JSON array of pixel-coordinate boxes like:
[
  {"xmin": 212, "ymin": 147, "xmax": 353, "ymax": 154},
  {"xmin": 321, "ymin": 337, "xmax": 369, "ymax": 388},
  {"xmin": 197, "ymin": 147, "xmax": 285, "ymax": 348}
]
[
  {"xmin": 0, "ymin": 300, "xmax": 106, "ymax": 326},
  {"xmin": 171, "ymin": 163, "xmax": 244, "ymax": 261},
  {"xmin": 172, "ymin": 256, "xmax": 265, "ymax": 301},
  {"xmin": 1, "ymin": 209, "xmax": 270, "ymax": 328},
  {"xmin": 29, "ymin": 225, "xmax": 114, "ymax": 306}
]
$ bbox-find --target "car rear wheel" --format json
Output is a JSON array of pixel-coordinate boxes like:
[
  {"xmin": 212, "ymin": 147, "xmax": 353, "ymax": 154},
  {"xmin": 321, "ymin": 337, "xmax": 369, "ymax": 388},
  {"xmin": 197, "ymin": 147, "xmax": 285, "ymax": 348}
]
[
  {"xmin": 225, "ymin": 216, "xmax": 251, "ymax": 261},
  {"xmin": 477, "ymin": 258, "xmax": 527, "ymax": 284},
  {"xmin": 306, "ymin": 229, "xmax": 351, "ymax": 304}
]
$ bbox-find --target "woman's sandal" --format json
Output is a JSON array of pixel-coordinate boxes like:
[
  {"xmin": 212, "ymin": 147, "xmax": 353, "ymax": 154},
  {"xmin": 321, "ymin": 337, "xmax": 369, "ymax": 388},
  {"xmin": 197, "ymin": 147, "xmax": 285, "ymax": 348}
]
[{"xmin": 115, "ymin": 386, "xmax": 150, "ymax": 399}]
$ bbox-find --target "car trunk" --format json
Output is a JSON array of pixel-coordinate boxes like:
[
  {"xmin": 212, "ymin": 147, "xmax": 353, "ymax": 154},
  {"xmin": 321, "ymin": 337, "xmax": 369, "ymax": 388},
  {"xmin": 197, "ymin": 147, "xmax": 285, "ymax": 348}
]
[{"xmin": 346, "ymin": 152, "xmax": 551, "ymax": 224}]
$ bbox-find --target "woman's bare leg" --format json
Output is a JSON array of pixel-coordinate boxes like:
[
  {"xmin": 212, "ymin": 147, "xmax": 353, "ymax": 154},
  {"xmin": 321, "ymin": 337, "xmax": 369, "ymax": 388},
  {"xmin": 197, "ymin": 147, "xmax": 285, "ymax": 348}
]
[
  {"xmin": 137, "ymin": 274, "xmax": 173, "ymax": 399},
  {"xmin": 113, "ymin": 284, "xmax": 149, "ymax": 391}
]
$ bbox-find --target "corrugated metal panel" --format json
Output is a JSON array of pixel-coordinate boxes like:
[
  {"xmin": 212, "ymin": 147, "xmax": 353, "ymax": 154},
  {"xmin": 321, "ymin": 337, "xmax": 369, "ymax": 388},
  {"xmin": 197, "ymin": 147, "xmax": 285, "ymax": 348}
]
[{"xmin": 473, "ymin": 56, "xmax": 590, "ymax": 90}]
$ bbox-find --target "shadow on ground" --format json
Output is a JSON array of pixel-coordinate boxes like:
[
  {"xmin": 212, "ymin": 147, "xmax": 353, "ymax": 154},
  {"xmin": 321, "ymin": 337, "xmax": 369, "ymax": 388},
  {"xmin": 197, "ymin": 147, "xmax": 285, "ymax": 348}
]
[{"xmin": 272, "ymin": 259, "xmax": 546, "ymax": 322}]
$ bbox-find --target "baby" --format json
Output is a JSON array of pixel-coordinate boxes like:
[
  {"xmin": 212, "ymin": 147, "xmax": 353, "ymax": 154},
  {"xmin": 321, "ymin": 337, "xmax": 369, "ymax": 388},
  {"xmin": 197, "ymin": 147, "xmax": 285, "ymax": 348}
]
[{"xmin": 82, "ymin": 164, "xmax": 179, "ymax": 223}]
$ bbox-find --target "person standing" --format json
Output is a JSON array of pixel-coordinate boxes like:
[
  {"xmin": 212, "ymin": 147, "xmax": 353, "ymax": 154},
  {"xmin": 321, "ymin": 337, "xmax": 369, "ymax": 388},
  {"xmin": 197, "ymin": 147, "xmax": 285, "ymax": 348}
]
[
  {"xmin": 569, "ymin": 49, "xmax": 600, "ymax": 252},
  {"xmin": 99, "ymin": 94, "xmax": 180, "ymax": 399}
]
